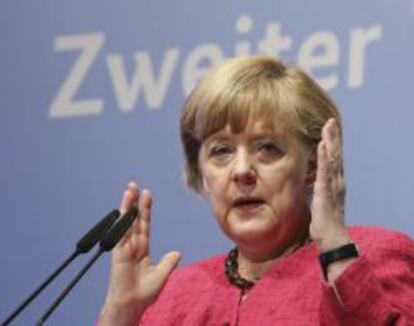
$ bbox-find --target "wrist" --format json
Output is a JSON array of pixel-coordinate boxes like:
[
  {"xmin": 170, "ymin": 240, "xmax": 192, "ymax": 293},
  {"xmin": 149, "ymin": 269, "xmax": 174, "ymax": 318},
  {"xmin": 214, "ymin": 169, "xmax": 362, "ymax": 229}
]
[
  {"xmin": 315, "ymin": 231, "xmax": 351, "ymax": 252},
  {"xmin": 325, "ymin": 257, "xmax": 357, "ymax": 283},
  {"xmin": 99, "ymin": 301, "xmax": 143, "ymax": 326}
]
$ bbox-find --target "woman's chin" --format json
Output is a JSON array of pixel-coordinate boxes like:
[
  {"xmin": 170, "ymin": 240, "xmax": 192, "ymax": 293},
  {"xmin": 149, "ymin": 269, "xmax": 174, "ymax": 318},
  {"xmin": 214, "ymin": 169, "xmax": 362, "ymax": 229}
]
[{"xmin": 226, "ymin": 219, "xmax": 281, "ymax": 245}]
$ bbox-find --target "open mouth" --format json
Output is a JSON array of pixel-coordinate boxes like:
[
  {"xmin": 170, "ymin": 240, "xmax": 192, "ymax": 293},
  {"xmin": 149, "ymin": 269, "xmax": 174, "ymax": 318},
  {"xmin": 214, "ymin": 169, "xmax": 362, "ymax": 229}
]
[{"xmin": 233, "ymin": 197, "xmax": 265, "ymax": 209}]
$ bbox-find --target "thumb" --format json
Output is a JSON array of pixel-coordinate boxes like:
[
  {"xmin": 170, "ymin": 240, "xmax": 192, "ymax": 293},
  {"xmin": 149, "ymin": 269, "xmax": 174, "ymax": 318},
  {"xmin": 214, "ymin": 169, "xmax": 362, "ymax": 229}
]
[{"xmin": 155, "ymin": 251, "xmax": 182, "ymax": 280}]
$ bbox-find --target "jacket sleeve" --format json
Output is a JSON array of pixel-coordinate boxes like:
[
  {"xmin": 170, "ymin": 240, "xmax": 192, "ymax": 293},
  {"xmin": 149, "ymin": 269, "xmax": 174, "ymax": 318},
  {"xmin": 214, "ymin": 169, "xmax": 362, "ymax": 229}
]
[{"xmin": 320, "ymin": 231, "xmax": 414, "ymax": 325}]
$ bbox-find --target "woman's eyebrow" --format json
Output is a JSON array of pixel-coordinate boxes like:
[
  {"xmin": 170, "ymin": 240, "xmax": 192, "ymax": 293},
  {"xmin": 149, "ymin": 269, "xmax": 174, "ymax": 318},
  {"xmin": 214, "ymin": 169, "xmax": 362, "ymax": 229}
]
[
  {"xmin": 205, "ymin": 132, "xmax": 231, "ymax": 143},
  {"xmin": 249, "ymin": 130, "xmax": 286, "ymax": 140}
]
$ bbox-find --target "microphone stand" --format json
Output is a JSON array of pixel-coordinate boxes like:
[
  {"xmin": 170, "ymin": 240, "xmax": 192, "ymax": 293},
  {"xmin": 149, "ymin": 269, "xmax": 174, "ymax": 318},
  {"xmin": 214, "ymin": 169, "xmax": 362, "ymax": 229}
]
[
  {"xmin": 36, "ymin": 249, "xmax": 104, "ymax": 326},
  {"xmin": 35, "ymin": 207, "xmax": 138, "ymax": 325},
  {"xmin": 1, "ymin": 251, "xmax": 79, "ymax": 326},
  {"xmin": 1, "ymin": 209, "xmax": 119, "ymax": 326}
]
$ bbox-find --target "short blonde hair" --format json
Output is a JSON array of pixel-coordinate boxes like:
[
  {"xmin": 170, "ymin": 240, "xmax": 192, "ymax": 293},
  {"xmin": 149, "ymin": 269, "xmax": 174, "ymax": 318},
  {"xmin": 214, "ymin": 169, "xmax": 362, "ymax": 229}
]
[{"xmin": 180, "ymin": 56, "xmax": 341, "ymax": 192}]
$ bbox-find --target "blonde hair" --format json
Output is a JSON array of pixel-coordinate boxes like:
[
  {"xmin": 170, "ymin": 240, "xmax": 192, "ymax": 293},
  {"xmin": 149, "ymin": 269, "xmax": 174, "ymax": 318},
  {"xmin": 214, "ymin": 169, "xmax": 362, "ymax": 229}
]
[{"xmin": 180, "ymin": 56, "xmax": 341, "ymax": 192}]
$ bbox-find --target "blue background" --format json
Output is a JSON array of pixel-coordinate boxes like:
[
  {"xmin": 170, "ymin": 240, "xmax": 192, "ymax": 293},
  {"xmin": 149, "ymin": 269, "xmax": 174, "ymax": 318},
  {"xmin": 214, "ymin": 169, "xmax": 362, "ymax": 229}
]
[{"xmin": 1, "ymin": 1, "xmax": 413, "ymax": 325}]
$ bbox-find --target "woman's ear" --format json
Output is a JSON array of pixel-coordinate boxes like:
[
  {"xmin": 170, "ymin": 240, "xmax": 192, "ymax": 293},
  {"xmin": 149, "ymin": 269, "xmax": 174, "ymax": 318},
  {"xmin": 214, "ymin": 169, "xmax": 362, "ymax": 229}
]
[{"xmin": 305, "ymin": 150, "xmax": 317, "ymax": 186}]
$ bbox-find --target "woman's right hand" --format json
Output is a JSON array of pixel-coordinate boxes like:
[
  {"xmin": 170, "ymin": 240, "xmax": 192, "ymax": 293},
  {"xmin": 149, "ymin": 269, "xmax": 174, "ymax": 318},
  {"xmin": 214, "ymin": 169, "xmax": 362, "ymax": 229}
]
[{"xmin": 99, "ymin": 182, "xmax": 181, "ymax": 326}]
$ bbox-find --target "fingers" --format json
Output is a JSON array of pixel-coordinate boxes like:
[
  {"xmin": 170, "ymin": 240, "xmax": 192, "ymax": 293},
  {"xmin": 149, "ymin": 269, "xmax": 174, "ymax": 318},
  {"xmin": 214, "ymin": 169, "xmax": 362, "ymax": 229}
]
[
  {"xmin": 114, "ymin": 182, "xmax": 155, "ymax": 263},
  {"xmin": 310, "ymin": 119, "xmax": 348, "ymax": 250},
  {"xmin": 323, "ymin": 119, "xmax": 341, "ymax": 165},
  {"xmin": 120, "ymin": 182, "xmax": 139, "ymax": 215},
  {"xmin": 116, "ymin": 182, "xmax": 139, "ymax": 246},
  {"xmin": 315, "ymin": 119, "xmax": 345, "ymax": 200},
  {"xmin": 315, "ymin": 140, "xmax": 328, "ymax": 194},
  {"xmin": 138, "ymin": 189, "xmax": 152, "ymax": 237},
  {"xmin": 155, "ymin": 251, "xmax": 182, "ymax": 281},
  {"xmin": 136, "ymin": 189, "xmax": 152, "ymax": 260}
]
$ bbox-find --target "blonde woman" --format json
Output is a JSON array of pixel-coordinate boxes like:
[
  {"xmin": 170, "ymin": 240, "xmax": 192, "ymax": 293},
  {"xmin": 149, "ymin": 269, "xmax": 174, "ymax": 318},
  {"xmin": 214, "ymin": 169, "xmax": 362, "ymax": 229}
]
[{"xmin": 99, "ymin": 56, "xmax": 414, "ymax": 326}]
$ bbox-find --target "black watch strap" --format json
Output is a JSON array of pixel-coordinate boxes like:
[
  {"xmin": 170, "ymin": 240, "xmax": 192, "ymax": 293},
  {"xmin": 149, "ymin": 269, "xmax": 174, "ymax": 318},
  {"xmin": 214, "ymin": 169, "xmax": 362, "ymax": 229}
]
[{"xmin": 319, "ymin": 243, "xmax": 359, "ymax": 280}]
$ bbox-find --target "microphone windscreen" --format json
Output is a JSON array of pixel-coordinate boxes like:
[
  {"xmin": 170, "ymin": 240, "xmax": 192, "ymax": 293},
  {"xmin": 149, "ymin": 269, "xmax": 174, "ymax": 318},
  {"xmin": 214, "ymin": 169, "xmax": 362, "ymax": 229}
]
[
  {"xmin": 76, "ymin": 209, "xmax": 120, "ymax": 253},
  {"xmin": 100, "ymin": 207, "xmax": 139, "ymax": 251}
]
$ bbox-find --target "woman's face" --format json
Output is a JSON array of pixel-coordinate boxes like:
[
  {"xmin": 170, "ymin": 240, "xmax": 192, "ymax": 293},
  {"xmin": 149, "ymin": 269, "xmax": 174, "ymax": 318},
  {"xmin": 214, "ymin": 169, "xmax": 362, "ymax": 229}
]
[{"xmin": 199, "ymin": 116, "xmax": 312, "ymax": 255}]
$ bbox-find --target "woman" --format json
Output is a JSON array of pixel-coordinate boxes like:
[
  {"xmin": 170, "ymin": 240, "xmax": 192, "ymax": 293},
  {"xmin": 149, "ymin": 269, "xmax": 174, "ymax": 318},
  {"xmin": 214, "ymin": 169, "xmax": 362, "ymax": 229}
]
[{"xmin": 99, "ymin": 56, "xmax": 414, "ymax": 325}]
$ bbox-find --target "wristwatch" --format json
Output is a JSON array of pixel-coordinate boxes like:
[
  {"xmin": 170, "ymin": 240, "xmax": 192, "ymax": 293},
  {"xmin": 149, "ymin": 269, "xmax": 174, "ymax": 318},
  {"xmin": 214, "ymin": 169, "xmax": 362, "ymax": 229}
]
[{"xmin": 319, "ymin": 242, "xmax": 359, "ymax": 280}]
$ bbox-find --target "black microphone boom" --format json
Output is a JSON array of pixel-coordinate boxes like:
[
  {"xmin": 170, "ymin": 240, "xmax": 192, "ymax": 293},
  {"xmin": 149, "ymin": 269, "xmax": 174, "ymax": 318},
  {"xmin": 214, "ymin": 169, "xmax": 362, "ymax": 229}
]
[
  {"xmin": 35, "ymin": 207, "xmax": 139, "ymax": 326},
  {"xmin": 1, "ymin": 209, "xmax": 120, "ymax": 326}
]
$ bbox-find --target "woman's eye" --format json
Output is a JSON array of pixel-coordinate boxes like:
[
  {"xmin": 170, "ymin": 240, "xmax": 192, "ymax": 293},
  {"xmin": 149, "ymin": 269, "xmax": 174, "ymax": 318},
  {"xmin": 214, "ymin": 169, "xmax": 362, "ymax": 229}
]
[
  {"xmin": 210, "ymin": 145, "xmax": 232, "ymax": 157},
  {"xmin": 258, "ymin": 142, "xmax": 283, "ymax": 156}
]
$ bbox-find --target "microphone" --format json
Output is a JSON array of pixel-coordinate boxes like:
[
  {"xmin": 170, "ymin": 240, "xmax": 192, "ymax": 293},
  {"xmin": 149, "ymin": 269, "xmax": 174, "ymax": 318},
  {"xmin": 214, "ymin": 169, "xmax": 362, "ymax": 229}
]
[
  {"xmin": 35, "ymin": 207, "xmax": 139, "ymax": 326},
  {"xmin": 1, "ymin": 209, "xmax": 120, "ymax": 326},
  {"xmin": 76, "ymin": 209, "xmax": 121, "ymax": 253}
]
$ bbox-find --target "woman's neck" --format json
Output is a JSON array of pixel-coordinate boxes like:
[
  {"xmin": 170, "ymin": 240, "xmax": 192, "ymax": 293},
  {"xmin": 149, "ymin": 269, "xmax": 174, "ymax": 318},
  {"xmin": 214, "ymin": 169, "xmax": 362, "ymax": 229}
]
[{"xmin": 237, "ymin": 236, "xmax": 308, "ymax": 281}]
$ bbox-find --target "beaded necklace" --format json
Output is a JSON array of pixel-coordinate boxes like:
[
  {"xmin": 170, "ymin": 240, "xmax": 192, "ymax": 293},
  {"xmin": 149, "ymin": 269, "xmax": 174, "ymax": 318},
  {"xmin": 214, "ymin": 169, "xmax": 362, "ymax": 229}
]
[
  {"xmin": 224, "ymin": 248, "xmax": 255, "ymax": 292},
  {"xmin": 225, "ymin": 238, "xmax": 311, "ymax": 292}
]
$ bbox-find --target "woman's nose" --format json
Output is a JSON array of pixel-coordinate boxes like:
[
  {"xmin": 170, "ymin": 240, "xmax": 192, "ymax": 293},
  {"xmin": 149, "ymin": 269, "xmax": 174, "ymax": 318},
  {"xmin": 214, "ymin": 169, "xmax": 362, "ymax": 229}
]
[{"xmin": 231, "ymin": 149, "xmax": 257, "ymax": 184}]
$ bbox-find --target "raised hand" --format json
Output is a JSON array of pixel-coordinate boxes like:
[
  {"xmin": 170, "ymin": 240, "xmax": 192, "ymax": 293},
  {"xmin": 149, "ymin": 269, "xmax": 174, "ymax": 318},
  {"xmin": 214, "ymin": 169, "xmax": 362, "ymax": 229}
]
[
  {"xmin": 99, "ymin": 182, "xmax": 181, "ymax": 326},
  {"xmin": 310, "ymin": 119, "xmax": 351, "ymax": 252}
]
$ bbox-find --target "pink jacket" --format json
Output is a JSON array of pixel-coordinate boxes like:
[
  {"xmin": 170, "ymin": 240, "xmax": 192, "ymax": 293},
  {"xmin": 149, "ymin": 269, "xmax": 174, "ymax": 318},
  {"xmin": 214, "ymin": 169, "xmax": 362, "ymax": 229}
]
[{"xmin": 140, "ymin": 227, "xmax": 414, "ymax": 325}]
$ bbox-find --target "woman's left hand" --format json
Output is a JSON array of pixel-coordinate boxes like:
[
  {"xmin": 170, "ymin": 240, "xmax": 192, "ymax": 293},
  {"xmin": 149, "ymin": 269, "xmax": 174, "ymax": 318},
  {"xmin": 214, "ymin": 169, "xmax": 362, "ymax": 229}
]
[{"xmin": 309, "ymin": 118, "xmax": 351, "ymax": 252}]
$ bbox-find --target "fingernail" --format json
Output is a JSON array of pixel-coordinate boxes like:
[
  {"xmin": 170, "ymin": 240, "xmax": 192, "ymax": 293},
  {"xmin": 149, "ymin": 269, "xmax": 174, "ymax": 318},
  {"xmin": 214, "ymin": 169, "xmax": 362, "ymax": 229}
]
[{"xmin": 166, "ymin": 252, "xmax": 181, "ymax": 260}]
